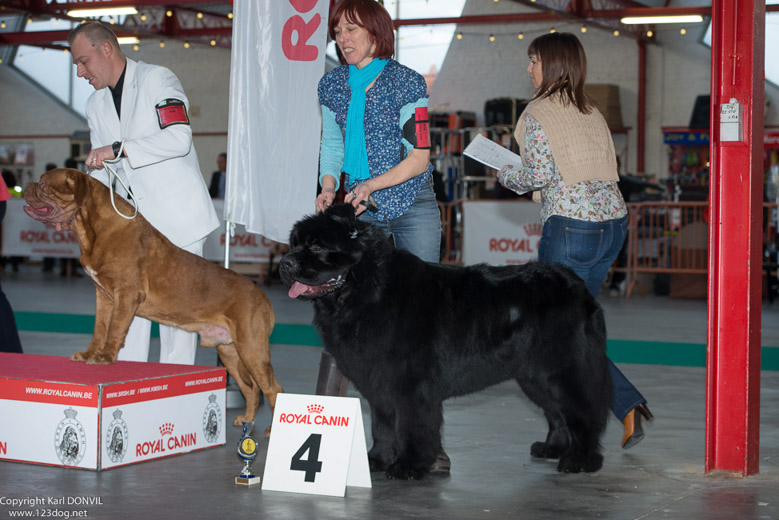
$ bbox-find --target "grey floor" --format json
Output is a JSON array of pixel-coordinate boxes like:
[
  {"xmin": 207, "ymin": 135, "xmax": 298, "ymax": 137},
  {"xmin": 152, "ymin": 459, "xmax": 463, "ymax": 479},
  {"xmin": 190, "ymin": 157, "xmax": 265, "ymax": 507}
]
[{"xmin": 2, "ymin": 263, "xmax": 779, "ymax": 520}]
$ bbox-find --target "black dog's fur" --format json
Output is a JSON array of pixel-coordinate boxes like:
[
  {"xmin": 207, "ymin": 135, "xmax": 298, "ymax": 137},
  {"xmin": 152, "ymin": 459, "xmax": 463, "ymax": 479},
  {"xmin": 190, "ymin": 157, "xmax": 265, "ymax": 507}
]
[{"xmin": 280, "ymin": 204, "xmax": 612, "ymax": 480}]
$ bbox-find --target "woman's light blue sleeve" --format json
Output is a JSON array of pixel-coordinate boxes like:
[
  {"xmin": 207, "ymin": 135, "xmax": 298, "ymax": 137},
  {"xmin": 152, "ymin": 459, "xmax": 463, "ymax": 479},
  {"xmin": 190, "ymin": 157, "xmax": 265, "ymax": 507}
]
[{"xmin": 319, "ymin": 105, "xmax": 343, "ymax": 190}]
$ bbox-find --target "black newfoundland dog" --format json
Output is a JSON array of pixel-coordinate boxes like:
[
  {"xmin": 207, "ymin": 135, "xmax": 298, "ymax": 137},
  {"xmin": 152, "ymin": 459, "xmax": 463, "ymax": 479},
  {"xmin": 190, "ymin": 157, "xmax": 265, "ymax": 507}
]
[{"xmin": 280, "ymin": 204, "xmax": 611, "ymax": 480}]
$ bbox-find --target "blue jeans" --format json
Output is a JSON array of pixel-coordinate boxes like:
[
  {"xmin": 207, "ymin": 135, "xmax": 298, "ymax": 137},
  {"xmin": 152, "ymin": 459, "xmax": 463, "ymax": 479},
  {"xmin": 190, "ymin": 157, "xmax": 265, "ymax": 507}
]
[
  {"xmin": 359, "ymin": 182, "xmax": 442, "ymax": 263},
  {"xmin": 538, "ymin": 214, "xmax": 645, "ymax": 421}
]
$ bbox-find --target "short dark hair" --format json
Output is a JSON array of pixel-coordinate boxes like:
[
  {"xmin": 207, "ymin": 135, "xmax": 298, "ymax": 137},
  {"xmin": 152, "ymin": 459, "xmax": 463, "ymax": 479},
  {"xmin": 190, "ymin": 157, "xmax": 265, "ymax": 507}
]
[
  {"xmin": 528, "ymin": 32, "xmax": 593, "ymax": 114},
  {"xmin": 328, "ymin": 0, "xmax": 395, "ymax": 65},
  {"xmin": 67, "ymin": 21, "xmax": 121, "ymax": 52}
]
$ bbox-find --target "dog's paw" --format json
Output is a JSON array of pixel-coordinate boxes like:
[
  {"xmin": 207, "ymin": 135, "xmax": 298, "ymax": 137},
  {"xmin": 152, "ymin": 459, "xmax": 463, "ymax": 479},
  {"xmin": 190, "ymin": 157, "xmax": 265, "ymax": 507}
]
[
  {"xmin": 530, "ymin": 441, "xmax": 564, "ymax": 460},
  {"xmin": 385, "ymin": 462, "xmax": 429, "ymax": 481},
  {"xmin": 70, "ymin": 351, "xmax": 90, "ymax": 362},
  {"xmin": 86, "ymin": 352, "xmax": 116, "ymax": 365},
  {"xmin": 232, "ymin": 414, "xmax": 256, "ymax": 428},
  {"xmin": 369, "ymin": 457, "xmax": 390, "ymax": 473},
  {"xmin": 557, "ymin": 453, "xmax": 603, "ymax": 473}
]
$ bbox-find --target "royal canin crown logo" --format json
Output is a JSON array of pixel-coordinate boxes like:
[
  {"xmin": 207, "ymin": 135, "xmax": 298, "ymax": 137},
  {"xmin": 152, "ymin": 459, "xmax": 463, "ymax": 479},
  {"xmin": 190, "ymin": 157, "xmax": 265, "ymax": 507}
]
[
  {"xmin": 306, "ymin": 404, "xmax": 324, "ymax": 414},
  {"xmin": 159, "ymin": 423, "xmax": 174, "ymax": 436},
  {"xmin": 523, "ymin": 222, "xmax": 543, "ymax": 236}
]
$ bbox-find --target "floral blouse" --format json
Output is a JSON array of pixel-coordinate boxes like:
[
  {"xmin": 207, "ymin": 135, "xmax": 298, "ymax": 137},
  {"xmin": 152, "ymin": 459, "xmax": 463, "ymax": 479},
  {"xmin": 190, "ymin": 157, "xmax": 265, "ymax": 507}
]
[{"xmin": 498, "ymin": 114, "xmax": 627, "ymax": 222}]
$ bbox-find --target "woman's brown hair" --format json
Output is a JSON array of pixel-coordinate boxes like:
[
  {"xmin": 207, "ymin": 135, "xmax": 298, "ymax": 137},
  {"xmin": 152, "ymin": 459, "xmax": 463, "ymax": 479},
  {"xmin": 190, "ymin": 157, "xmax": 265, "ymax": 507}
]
[
  {"xmin": 528, "ymin": 32, "xmax": 594, "ymax": 114},
  {"xmin": 328, "ymin": 0, "xmax": 395, "ymax": 65}
]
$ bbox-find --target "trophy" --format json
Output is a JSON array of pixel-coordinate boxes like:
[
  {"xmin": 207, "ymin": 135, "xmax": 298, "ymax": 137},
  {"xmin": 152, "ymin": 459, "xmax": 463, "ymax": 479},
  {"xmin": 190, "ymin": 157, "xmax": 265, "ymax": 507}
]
[{"xmin": 235, "ymin": 421, "xmax": 261, "ymax": 485}]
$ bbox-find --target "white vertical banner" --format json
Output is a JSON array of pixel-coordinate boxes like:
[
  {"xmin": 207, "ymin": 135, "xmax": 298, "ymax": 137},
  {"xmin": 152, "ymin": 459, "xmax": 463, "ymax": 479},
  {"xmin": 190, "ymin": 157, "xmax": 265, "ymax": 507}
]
[{"xmin": 225, "ymin": 0, "xmax": 329, "ymax": 243}]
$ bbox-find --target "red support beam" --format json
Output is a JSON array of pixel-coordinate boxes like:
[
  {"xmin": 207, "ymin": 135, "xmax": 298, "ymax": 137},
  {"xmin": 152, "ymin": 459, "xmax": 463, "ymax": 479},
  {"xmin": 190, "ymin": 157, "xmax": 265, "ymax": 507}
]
[
  {"xmin": 637, "ymin": 39, "xmax": 646, "ymax": 173},
  {"xmin": 705, "ymin": 0, "xmax": 765, "ymax": 476}
]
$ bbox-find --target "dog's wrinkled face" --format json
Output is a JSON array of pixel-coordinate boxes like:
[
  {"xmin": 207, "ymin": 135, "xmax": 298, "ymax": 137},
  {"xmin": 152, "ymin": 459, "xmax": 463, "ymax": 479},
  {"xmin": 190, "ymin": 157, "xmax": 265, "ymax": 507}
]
[
  {"xmin": 23, "ymin": 169, "xmax": 88, "ymax": 226},
  {"xmin": 279, "ymin": 204, "xmax": 367, "ymax": 300}
]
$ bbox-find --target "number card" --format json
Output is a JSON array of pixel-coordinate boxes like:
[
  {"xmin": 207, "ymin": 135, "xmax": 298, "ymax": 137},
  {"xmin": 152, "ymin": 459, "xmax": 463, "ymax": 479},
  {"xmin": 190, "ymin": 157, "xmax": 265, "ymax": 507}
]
[{"xmin": 261, "ymin": 393, "xmax": 372, "ymax": 497}]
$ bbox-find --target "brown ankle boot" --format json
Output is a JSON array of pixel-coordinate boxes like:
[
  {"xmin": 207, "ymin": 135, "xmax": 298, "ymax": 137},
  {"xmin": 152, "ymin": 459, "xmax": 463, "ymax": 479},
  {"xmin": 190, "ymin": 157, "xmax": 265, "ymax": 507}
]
[
  {"xmin": 622, "ymin": 403, "xmax": 654, "ymax": 449},
  {"xmin": 315, "ymin": 351, "xmax": 349, "ymax": 396}
]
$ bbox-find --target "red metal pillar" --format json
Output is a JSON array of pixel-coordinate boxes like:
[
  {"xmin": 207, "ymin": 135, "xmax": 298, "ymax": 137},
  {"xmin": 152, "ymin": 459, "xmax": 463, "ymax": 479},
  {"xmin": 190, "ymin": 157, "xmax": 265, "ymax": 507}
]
[
  {"xmin": 705, "ymin": 0, "xmax": 765, "ymax": 475},
  {"xmin": 636, "ymin": 39, "xmax": 645, "ymax": 173}
]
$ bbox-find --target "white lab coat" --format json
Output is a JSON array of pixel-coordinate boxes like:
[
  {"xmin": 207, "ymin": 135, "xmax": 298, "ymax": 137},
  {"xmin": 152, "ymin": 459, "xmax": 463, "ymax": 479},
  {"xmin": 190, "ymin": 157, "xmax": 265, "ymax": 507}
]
[{"xmin": 86, "ymin": 58, "xmax": 219, "ymax": 248}]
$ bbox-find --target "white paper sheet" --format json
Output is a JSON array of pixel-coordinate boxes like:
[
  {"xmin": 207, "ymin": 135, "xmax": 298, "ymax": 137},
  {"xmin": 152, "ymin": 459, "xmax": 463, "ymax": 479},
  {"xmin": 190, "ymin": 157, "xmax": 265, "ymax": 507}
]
[{"xmin": 463, "ymin": 134, "xmax": 524, "ymax": 170}]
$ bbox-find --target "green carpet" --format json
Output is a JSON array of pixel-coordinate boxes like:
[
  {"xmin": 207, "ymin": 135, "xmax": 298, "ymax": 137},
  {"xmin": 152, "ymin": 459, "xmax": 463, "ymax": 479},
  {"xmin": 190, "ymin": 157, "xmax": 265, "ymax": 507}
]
[{"xmin": 13, "ymin": 311, "xmax": 779, "ymax": 370}]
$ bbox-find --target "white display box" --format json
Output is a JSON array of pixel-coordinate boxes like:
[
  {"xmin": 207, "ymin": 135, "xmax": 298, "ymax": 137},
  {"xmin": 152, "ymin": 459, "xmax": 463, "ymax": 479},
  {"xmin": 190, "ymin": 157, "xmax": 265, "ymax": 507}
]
[{"xmin": 0, "ymin": 353, "xmax": 226, "ymax": 470}]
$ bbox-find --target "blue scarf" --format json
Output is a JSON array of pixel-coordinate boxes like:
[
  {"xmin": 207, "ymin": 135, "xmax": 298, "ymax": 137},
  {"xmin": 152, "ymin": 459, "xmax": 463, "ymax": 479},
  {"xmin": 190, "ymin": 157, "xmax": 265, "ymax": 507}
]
[{"xmin": 343, "ymin": 58, "xmax": 388, "ymax": 183}]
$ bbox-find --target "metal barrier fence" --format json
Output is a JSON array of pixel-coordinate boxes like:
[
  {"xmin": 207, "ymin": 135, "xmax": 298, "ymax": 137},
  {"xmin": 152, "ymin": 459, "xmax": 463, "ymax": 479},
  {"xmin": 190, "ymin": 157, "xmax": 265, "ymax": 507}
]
[
  {"xmin": 622, "ymin": 201, "xmax": 778, "ymax": 297},
  {"xmin": 622, "ymin": 201, "xmax": 709, "ymax": 297},
  {"xmin": 437, "ymin": 200, "xmax": 779, "ymax": 297}
]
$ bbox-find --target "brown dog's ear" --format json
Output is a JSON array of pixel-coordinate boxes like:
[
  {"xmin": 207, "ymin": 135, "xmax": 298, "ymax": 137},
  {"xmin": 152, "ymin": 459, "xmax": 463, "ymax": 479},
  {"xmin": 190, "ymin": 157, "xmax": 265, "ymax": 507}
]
[{"xmin": 67, "ymin": 170, "xmax": 90, "ymax": 206}]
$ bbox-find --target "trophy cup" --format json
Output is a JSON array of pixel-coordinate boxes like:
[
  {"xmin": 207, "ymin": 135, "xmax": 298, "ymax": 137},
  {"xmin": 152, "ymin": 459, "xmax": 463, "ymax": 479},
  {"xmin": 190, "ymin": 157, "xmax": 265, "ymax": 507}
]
[{"xmin": 235, "ymin": 421, "xmax": 261, "ymax": 485}]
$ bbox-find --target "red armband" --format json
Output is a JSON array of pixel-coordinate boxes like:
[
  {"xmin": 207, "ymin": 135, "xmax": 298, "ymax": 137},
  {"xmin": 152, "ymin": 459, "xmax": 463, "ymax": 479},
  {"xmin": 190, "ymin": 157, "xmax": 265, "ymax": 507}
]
[
  {"xmin": 155, "ymin": 99, "xmax": 189, "ymax": 129},
  {"xmin": 414, "ymin": 107, "xmax": 431, "ymax": 149}
]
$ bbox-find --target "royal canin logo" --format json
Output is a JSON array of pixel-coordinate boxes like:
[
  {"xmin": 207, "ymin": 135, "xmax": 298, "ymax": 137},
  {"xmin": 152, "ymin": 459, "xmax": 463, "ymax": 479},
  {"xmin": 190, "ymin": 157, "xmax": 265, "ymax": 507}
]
[
  {"xmin": 306, "ymin": 404, "xmax": 324, "ymax": 414},
  {"xmin": 523, "ymin": 222, "xmax": 543, "ymax": 236},
  {"xmin": 135, "ymin": 422, "xmax": 197, "ymax": 457},
  {"xmin": 279, "ymin": 404, "xmax": 350, "ymax": 427}
]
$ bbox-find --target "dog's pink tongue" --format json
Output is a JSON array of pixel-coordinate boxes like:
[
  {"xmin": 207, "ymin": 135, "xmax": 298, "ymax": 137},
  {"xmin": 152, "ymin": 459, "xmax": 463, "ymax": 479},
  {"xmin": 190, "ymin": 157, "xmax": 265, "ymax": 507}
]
[{"xmin": 288, "ymin": 281, "xmax": 310, "ymax": 299}]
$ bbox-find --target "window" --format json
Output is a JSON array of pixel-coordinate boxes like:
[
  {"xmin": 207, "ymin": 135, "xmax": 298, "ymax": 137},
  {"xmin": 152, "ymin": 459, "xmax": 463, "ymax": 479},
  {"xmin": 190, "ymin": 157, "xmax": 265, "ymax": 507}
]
[{"xmin": 702, "ymin": 0, "xmax": 779, "ymax": 89}]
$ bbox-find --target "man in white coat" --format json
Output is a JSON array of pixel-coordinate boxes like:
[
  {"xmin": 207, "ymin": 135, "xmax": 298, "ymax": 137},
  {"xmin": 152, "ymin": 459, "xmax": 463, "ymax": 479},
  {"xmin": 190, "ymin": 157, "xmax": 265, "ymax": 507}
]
[{"xmin": 68, "ymin": 21, "xmax": 220, "ymax": 365}]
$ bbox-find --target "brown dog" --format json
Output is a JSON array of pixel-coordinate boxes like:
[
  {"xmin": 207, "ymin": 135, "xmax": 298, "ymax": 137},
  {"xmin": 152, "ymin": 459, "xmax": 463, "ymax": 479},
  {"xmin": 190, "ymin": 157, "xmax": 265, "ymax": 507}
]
[{"xmin": 23, "ymin": 168, "xmax": 282, "ymax": 434}]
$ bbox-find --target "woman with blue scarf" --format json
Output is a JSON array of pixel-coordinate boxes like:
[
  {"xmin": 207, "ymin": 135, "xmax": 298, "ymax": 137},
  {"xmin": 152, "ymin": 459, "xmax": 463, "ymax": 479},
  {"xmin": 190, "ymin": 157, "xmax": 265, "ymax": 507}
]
[
  {"xmin": 313, "ymin": 0, "xmax": 448, "ymax": 473},
  {"xmin": 315, "ymin": 0, "xmax": 441, "ymax": 263}
]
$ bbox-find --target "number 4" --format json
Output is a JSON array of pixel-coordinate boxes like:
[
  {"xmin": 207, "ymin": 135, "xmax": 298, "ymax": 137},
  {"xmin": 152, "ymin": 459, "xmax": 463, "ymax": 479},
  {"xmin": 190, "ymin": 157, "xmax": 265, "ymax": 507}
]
[{"xmin": 290, "ymin": 434, "xmax": 323, "ymax": 482}]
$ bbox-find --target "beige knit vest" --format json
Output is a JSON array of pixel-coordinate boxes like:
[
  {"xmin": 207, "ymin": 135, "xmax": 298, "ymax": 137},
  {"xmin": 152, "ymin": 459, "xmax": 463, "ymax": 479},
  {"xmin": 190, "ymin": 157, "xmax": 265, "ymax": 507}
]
[{"xmin": 515, "ymin": 96, "xmax": 618, "ymax": 202}]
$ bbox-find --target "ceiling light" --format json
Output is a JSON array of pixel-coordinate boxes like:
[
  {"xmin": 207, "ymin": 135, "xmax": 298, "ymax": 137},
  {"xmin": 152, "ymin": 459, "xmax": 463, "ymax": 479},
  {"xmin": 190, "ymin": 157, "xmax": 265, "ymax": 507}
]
[
  {"xmin": 680, "ymin": 27, "xmax": 687, "ymax": 35},
  {"xmin": 67, "ymin": 7, "xmax": 138, "ymax": 18},
  {"xmin": 184, "ymin": 41, "xmax": 191, "ymax": 48},
  {"xmin": 489, "ymin": 34, "xmax": 495, "ymax": 42},
  {"xmin": 621, "ymin": 14, "xmax": 704, "ymax": 24},
  {"xmin": 456, "ymin": 32, "xmax": 463, "ymax": 40},
  {"xmin": 518, "ymin": 32, "xmax": 524, "ymax": 40},
  {"xmin": 117, "ymin": 37, "xmax": 140, "ymax": 45},
  {"xmin": 133, "ymin": 44, "xmax": 139, "ymax": 51}
]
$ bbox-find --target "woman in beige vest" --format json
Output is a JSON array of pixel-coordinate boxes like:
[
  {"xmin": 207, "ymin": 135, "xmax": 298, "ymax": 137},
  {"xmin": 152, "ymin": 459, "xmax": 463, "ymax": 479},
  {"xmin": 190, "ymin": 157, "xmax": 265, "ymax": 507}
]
[{"xmin": 497, "ymin": 32, "xmax": 653, "ymax": 449}]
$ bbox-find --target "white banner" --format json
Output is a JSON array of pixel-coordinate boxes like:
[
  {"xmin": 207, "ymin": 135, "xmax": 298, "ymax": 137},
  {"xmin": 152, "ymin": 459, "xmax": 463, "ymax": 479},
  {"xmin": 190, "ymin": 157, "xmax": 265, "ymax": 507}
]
[
  {"xmin": 225, "ymin": 0, "xmax": 329, "ymax": 243},
  {"xmin": 1, "ymin": 198, "xmax": 80, "ymax": 258},
  {"xmin": 462, "ymin": 201, "xmax": 543, "ymax": 266}
]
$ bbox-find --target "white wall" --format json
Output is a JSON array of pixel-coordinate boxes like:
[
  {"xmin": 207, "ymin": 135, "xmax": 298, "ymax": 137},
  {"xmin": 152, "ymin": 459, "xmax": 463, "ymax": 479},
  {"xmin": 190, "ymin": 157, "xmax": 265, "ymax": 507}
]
[
  {"xmin": 429, "ymin": 0, "xmax": 779, "ymax": 178},
  {"xmin": 0, "ymin": 41, "xmax": 231, "ymax": 185},
  {"xmin": 0, "ymin": 65, "xmax": 84, "ymax": 186}
]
